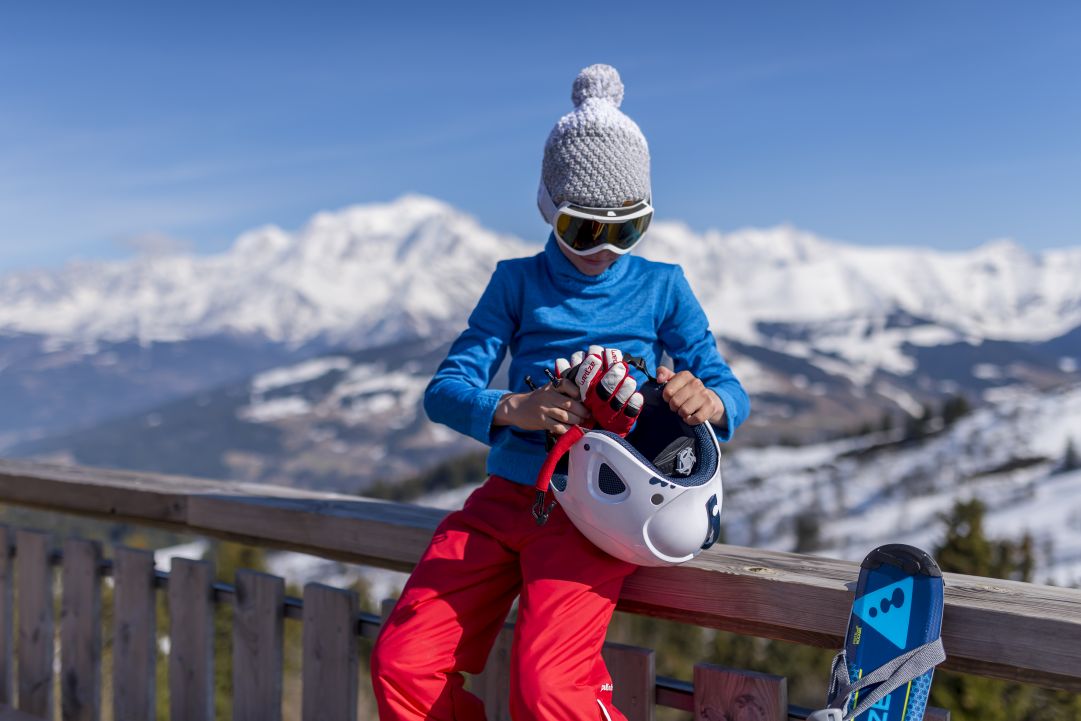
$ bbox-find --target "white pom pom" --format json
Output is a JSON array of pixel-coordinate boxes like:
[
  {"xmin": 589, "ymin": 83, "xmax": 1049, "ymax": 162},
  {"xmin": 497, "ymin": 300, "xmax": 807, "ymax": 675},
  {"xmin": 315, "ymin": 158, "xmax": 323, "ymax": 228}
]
[{"xmin": 572, "ymin": 64, "xmax": 624, "ymax": 108}]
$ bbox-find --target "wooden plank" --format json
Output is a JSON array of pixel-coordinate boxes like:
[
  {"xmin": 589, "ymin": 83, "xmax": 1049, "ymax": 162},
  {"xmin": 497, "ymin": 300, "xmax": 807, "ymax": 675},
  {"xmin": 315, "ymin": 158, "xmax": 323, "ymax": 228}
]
[
  {"xmin": 2, "ymin": 460, "xmax": 1081, "ymax": 692},
  {"xmin": 301, "ymin": 583, "xmax": 359, "ymax": 721},
  {"xmin": 471, "ymin": 626, "xmax": 513, "ymax": 721},
  {"xmin": 61, "ymin": 538, "xmax": 103, "ymax": 721},
  {"xmin": 380, "ymin": 598, "xmax": 398, "ymax": 622},
  {"xmin": 693, "ymin": 664, "xmax": 787, "ymax": 721},
  {"xmin": 602, "ymin": 643, "xmax": 655, "ymax": 721},
  {"xmin": 620, "ymin": 546, "xmax": 1081, "ymax": 692},
  {"xmin": 232, "ymin": 569, "xmax": 284, "ymax": 721},
  {"xmin": 0, "ymin": 527, "xmax": 12, "ymax": 707},
  {"xmin": 15, "ymin": 529, "xmax": 53, "ymax": 719},
  {"xmin": 0, "ymin": 702, "xmax": 49, "ymax": 720},
  {"xmin": 187, "ymin": 493, "xmax": 446, "ymax": 573},
  {"xmin": 168, "ymin": 557, "xmax": 214, "ymax": 721},
  {"xmin": 113, "ymin": 546, "xmax": 157, "ymax": 721}
]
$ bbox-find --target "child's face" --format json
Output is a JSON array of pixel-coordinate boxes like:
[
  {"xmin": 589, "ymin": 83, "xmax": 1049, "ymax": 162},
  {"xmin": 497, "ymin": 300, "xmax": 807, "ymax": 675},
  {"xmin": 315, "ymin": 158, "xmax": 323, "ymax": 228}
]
[{"xmin": 556, "ymin": 241, "xmax": 621, "ymax": 276}]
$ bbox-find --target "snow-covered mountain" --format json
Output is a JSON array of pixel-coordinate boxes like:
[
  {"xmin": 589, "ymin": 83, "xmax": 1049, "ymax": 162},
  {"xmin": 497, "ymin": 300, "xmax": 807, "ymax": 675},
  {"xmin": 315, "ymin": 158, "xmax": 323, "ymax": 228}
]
[
  {"xmin": 3, "ymin": 195, "xmax": 1080, "ymax": 355},
  {"xmin": 642, "ymin": 225, "xmax": 1081, "ymax": 395},
  {"xmin": 727, "ymin": 382, "xmax": 1081, "ymax": 586},
  {"xmin": 0, "ymin": 195, "xmax": 528, "ymax": 348},
  {"xmin": 3, "ymin": 193, "xmax": 1080, "ymax": 450}
]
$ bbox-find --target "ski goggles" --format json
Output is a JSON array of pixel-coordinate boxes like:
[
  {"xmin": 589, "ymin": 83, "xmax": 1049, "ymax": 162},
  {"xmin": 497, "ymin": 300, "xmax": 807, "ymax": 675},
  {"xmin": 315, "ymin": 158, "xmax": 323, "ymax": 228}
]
[
  {"xmin": 553, "ymin": 201, "xmax": 653, "ymax": 256},
  {"xmin": 538, "ymin": 181, "xmax": 653, "ymax": 256}
]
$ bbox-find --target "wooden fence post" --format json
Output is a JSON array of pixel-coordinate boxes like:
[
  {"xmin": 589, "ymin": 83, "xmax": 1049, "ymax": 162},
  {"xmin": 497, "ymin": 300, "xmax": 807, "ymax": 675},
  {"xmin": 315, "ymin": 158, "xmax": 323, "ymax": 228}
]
[
  {"xmin": 168, "ymin": 557, "xmax": 215, "ymax": 721},
  {"xmin": 232, "ymin": 569, "xmax": 284, "ymax": 721},
  {"xmin": 301, "ymin": 583, "xmax": 359, "ymax": 721},
  {"xmin": 113, "ymin": 546, "xmax": 157, "ymax": 721},
  {"xmin": 602, "ymin": 643, "xmax": 655, "ymax": 721},
  {"xmin": 0, "ymin": 526, "xmax": 12, "ymax": 707},
  {"xmin": 16, "ymin": 529, "xmax": 54, "ymax": 719},
  {"xmin": 693, "ymin": 664, "xmax": 787, "ymax": 721},
  {"xmin": 61, "ymin": 538, "xmax": 103, "ymax": 721}
]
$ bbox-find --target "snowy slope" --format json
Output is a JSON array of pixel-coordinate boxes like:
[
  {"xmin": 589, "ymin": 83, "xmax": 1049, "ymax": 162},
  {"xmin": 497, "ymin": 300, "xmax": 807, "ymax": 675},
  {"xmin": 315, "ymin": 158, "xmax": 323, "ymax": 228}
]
[{"xmin": 721, "ymin": 383, "xmax": 1081, "ymax": 585}]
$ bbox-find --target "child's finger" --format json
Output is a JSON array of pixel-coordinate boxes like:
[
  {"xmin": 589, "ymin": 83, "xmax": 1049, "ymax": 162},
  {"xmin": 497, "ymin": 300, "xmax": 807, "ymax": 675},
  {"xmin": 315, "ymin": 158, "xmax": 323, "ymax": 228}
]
[
  {"xmin": 668, "ymin": 381, "xmax": 704, "ymax": 414},
  {"xmin": 625, "ymin": 391, "xmax": 644, "ymax": 419},
  {"xmin": 549, "ymin": 421, "xmax": 570, "ymax": 435},
  {"xmin": 557, "ymin": 397, "xmax": 590, "ymax": 418},
  {"xmin": 554, "ymin": 381, "xmax": 580, "ymax": 398},
  {"xmin": 569, "ymin": 350, "xmax": 585, "ymax": 367},
  {"xmin": 554, "ymin": 357, "xmax": 570, "ymax": 376},
  {"xmin": 660, "ymin": 371, "xmax": 691, "ymax": 402},
  {"xmin": 564, "ymin": 408, "xmax": 591, "ymax": 426}
]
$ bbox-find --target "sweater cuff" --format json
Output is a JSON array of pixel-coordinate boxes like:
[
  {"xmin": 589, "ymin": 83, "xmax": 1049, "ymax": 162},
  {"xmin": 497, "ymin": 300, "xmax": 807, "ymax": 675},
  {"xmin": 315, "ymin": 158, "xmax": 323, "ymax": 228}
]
[
  {"xmin": 710, "ymin": 387, "xmax": 738, "ymax": 442},
  {"xmin": 471, "ymin": 388, "xmax": 508, "ymax": 445}
]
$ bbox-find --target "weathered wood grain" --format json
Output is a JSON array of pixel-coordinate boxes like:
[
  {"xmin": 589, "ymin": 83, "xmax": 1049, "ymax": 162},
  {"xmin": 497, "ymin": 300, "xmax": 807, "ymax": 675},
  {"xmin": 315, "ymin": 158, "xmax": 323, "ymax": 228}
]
[
  {"xmin": 113, "ymin": 546, "xmax": 157, "ymax": 721},
  {"xmin": 15, "ymin": 529, "xmax": 53, "ymax": 719},
  {"xmin": 693, "ymin": 664, "xmax": 787, "ymax": 721},
  {"xmin": 0, "ymin": 527, "xmax": 12, "ymax": 707},
  {"xmin": 301, "ymin": 583, "xmax": 359, "ymax": 721},
  {"xmin": 602, "ymin": 643, "xmax": 655, "ymax": 721},
  {"xmin": 2, "ymin": 459, "xmax": 1080, "ymax": 692},
  {"xmin": 233, "ymin": 569, "xmax": 284, "ymax": 721},
  {"xmin": 168, "ymin": 557, "xmax": 214, "ymax": 721},
  {"xmin": 61, "ymin": 538, "xmax": 103, "ymax": 721},
  {"xmin": 0, "ymin": 702, "xmax": 50, "ymax": 720}
]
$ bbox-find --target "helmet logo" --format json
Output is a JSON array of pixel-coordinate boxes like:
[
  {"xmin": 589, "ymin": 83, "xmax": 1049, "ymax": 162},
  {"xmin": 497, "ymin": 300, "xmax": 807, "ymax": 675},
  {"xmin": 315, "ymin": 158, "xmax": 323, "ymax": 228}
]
[{"xmin": 675, "ymin": 447, "xmax": 696, "ymax": 477}]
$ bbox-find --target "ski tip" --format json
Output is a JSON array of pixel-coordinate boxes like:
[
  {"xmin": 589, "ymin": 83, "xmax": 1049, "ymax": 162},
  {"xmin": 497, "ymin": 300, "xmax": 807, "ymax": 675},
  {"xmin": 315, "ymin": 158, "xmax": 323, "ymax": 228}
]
[{"xmin": 861, "ymin": 544, "xmax": 943, "ymax": 578}]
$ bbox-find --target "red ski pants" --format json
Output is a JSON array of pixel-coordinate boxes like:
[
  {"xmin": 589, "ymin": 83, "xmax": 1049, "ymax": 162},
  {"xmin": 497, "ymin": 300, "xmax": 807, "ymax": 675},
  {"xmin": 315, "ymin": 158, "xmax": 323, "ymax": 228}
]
[{"xmin": 371, "ymin": 475, "xmax": 637, "ymax": 721}]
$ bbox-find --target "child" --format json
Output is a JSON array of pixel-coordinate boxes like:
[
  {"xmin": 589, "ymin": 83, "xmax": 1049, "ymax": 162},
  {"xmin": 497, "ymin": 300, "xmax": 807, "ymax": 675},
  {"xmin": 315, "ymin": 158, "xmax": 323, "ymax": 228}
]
[{"xmin": 371, "ymin": 64, "xmax": 750, "ymax": 721}]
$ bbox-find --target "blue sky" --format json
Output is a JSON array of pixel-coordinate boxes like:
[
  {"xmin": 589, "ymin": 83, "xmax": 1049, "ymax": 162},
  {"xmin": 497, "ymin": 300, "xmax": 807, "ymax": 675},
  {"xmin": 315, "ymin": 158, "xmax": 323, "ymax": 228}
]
[{"xmin": 1, "ymin": 2, "xmax": 1079, "ymax": 272}]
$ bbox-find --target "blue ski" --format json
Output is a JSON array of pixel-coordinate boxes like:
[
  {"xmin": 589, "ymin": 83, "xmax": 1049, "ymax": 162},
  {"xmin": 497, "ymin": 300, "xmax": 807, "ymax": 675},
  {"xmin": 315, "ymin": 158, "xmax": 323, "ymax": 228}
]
[{"xmin": 813, "ymin": 544, "xmax": 946, "ymax": 721}]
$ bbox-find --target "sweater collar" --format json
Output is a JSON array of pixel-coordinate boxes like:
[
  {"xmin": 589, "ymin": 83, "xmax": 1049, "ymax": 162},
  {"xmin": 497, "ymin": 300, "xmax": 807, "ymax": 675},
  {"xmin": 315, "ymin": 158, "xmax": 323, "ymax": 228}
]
[{"xmin": 542, "ymin": 233, "xmax": 631, "ymax": 289}]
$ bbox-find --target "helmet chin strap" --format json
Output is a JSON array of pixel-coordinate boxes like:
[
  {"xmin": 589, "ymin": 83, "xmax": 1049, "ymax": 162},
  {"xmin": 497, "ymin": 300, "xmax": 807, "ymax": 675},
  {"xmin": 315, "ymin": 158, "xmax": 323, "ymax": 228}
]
[{"xmin": 533, "ymin": 425, "xmax": 585, "ymax": 525}]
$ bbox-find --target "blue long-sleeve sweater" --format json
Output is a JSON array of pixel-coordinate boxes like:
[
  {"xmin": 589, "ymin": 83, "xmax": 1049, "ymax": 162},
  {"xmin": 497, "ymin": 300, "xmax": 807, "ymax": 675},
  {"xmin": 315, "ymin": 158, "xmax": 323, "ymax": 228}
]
[{"xmin": 424, "ymin": 234, "xmax": 750, "ymax": 486}]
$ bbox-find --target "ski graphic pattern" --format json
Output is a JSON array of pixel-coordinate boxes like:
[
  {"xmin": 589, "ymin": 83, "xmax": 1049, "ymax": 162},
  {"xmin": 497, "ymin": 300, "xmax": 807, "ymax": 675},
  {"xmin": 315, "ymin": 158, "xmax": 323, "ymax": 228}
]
[{"xmin": 844, "ymin": 545, "xmax": 944, "ymax": 721}]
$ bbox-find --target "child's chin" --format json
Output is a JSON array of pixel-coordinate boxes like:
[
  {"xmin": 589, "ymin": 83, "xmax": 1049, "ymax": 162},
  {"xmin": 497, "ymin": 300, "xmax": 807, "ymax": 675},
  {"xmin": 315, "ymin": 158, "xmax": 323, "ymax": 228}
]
[{"xmin": 577, "ymin": 255, "xmax": 615, "ymax": 275}]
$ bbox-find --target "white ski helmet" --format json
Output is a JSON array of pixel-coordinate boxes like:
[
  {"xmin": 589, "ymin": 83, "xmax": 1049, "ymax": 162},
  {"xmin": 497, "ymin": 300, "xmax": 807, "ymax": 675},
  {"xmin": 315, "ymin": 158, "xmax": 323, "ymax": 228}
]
[{"xmin": 535, "ymin": 381, "xmax": 723, "ymax": 567}]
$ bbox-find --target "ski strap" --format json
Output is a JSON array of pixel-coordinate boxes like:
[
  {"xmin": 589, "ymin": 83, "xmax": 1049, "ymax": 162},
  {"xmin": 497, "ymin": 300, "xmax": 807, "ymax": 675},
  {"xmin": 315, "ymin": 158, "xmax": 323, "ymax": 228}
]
[{"xmin": 813, "ymin": 637, "xmax": 945, "ymax": 721}]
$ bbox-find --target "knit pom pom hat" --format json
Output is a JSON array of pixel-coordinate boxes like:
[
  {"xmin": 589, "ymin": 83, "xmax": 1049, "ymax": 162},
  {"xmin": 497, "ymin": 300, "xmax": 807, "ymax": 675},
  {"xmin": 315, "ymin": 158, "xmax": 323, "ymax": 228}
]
[{"xmin": 539, "ymin": 64, "xmax": 651, "ymax": 220}]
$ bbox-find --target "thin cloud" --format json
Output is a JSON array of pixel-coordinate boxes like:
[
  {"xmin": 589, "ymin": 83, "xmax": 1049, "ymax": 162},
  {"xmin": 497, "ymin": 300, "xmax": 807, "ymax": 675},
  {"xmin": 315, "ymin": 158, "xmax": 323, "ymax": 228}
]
[{"xmin": 114, "ymin": 231, "xmax": 191, "ymax": 257}]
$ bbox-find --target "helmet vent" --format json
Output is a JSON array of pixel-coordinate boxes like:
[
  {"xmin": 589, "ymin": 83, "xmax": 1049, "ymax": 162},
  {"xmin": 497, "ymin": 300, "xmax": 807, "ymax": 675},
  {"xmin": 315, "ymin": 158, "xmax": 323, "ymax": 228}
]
[{"xmin": 598, "ymin": 463, "xmax": 627, "ymax": 496}]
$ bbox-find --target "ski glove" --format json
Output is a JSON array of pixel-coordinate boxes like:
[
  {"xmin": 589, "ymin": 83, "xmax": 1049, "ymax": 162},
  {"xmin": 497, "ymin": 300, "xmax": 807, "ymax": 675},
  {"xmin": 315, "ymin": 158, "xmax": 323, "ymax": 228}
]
[{"xmin": 553, "ymin": 346, "xmax": 644, "ymax": 436}]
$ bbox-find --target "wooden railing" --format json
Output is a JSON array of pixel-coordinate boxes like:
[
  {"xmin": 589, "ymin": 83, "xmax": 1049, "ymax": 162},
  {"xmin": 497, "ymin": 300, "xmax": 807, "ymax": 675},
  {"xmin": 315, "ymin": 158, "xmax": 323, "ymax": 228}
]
[{"xmin": 0, "ymin": 458, "xmax": 1079, "ymax": 720}]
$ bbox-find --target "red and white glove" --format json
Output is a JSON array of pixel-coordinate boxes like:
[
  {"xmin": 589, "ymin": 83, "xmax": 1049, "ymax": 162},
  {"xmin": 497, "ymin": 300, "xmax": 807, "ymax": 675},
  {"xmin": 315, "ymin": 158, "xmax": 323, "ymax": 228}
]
[{"xmin": 553, "ymin": 346, "xmax": 644, "ymax": 436}]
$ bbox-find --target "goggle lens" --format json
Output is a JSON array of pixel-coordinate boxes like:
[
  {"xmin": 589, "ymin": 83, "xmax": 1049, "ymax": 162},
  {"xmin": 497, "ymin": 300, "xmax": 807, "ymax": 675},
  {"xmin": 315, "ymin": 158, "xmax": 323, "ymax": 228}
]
[{"xmin": 554, "ymin": 212, "xmax": 652, "ymax": 253}]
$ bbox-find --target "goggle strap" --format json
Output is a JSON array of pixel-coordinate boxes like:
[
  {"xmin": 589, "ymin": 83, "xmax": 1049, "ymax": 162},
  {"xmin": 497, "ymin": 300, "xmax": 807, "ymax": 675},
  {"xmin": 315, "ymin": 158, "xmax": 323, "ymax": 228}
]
[
  {"xmin": 537, "ymin": 181, "xmax": 559, "ymax": 225},
  {"xmin": 538, "ymin": 180, "xmax": 653, "ymax": 225}
]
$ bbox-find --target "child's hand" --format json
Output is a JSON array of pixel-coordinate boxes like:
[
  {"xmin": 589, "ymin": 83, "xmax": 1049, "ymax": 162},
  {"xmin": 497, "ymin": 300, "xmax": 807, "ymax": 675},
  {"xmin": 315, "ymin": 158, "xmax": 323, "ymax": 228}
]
[
  {"xmin": 554, "ymin": 346, "xmax": 643, "ymax": 436},
  {"xmin": 656, "ymin": 367, "xmax": 726, "ymax": 426},
  {"xmin": 494, "ymin": 386, "xmax": 592, "ymax": 435}
]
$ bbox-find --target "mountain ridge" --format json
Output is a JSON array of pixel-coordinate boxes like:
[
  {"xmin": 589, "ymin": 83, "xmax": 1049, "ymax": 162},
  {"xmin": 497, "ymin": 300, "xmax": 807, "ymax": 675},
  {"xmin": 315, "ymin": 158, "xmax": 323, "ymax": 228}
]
[{"xmin": 3, "ymin": 195, "xmax": 1079, "ymax": 352}]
